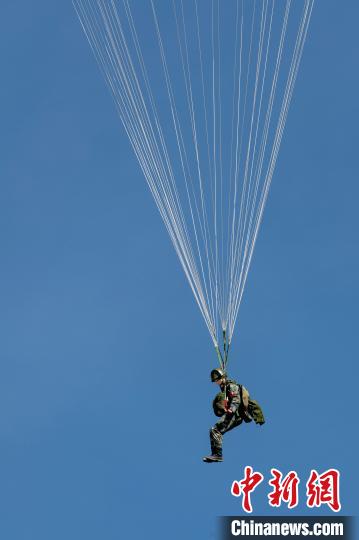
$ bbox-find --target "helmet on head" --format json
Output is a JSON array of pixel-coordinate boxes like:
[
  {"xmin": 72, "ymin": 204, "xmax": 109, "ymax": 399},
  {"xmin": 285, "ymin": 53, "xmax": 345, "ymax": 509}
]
[{"xmin": 210, "ymin": 368, "xmax": 226, "ymax": 382}]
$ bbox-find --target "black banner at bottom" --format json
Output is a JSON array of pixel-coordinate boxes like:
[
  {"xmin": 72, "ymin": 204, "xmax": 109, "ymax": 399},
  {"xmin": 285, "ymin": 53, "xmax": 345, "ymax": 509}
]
[{"xmin": 219, "ymin": 517, "xmax": 355, "ymax": 539}]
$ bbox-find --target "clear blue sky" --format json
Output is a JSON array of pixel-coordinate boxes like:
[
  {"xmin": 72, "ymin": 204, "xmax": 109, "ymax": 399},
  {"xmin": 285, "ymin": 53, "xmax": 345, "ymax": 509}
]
[{"xmin": 0, "ymin": 2, "xmax": 358, "ymax": 539}]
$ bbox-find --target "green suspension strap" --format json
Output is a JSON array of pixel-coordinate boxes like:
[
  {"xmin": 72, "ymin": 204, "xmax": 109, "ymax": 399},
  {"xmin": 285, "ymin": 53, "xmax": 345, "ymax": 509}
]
[
  {"xmin": 215, "ymin": 330, "xmax": 231, "ymax": 407},
  {"xmin": 215, "ymin": 344, "xmax": 224, "ymax": 370},
  {"xmin": 225, "ymin": 342, "xmax": 230, "ymax": 370},
  {"xmin": 223, "ymin": 329, "xmax": 227, "ymax": 366},
  {"xmin": 214, "ymin": 329, "xmax": 231, "ymax": 371},
  {"xmin": 223, "ymin": 328, "xmax": 231, "ymax": 369},
  {"xmin": 222, "ymin": 328, "xmax": 230, "ymax": 407}
]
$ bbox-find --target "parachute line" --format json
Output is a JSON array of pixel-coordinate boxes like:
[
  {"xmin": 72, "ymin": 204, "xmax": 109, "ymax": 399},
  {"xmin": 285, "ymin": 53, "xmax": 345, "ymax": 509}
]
[{"xmin": 74, "ymin": 0, "xmax": 314, "ymax": 350}]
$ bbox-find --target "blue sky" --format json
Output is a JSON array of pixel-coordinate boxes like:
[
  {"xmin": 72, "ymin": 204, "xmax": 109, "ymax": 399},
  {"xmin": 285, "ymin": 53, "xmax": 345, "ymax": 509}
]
[{"xmin": 0, "ymin": 1, "xmax": 358, "ymax": 539}]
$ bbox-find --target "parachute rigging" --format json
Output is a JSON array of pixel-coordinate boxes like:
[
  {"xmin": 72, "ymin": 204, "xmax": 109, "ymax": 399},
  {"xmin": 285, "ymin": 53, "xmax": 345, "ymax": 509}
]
[{"xmin": 74, "ymin": 0, "xmax": 314, "ymax": 363}]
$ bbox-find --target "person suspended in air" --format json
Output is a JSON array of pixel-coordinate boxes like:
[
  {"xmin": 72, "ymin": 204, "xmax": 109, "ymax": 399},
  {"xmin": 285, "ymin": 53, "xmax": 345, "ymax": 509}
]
[{"xmin": 203, "ymin": 368, "xmax": 265, "ymax": 463}]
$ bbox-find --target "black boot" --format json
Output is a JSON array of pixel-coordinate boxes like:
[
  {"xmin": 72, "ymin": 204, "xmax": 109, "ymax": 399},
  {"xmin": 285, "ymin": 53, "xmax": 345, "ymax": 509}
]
[{"xmin": 202, "ymin": 454, "xmax": 223, "ymax": 462}]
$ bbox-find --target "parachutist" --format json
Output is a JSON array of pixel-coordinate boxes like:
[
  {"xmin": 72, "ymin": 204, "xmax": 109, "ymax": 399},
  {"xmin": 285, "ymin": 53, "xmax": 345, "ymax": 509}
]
[{"xmin": 202, "ymin": 368, "xmax": 265, "ymax": 463}]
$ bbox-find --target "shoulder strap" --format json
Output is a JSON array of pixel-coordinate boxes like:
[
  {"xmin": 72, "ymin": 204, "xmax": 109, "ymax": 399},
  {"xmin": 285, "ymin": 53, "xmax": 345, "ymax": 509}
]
[{"xmin": 240, "ymin": 384, "xmax": 250, "ymax": 409}]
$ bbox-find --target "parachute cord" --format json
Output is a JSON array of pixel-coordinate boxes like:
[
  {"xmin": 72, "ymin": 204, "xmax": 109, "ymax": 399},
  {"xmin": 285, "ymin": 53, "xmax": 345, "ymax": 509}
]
[{"xmin": 74, "ymin": 0, "xmax": 314, "ymax": 351}]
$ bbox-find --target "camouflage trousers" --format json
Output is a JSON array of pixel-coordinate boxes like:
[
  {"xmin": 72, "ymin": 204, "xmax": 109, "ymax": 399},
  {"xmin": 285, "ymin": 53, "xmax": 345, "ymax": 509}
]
[{"xmin": 210, "ymin": 413, "xmax": 244, "ymax": 457}]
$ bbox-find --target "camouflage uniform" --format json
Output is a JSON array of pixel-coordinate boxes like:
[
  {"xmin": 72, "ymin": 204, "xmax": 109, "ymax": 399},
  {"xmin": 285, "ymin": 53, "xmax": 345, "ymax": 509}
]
[{"xmin": 210, "ymin": 379, "xmax": 264, "ymax": 458}]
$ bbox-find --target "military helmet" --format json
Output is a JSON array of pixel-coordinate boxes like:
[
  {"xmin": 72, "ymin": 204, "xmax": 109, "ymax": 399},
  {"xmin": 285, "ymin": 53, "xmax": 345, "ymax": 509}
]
[{"xmin": 210, "ymin": 368, "xmax": 226, "ymax": 382}]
